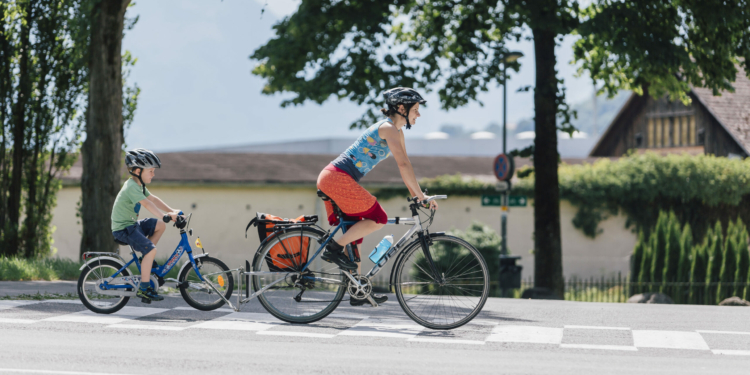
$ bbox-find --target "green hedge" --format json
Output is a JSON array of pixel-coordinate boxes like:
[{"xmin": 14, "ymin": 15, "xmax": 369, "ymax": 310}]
[
  {"xmin": 632, "ymin": 212, "xmax": 750, "ymax": 304},
  {"xmin": 376, "ymin": 153, "xmax": 750, "ymax": 241}
]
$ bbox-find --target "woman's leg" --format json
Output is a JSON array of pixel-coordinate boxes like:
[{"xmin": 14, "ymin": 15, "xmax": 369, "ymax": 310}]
[{"xmin": 337, "ymin": 219, "xmax": 384, "ymax": 245}]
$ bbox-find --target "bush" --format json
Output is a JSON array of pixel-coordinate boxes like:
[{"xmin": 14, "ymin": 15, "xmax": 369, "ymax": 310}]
[
  {"xmin": 0, "ymin": 257, "xmax": 81, "ymax": 281},
  {"xmin": 376, "ymin": 153, "xmax": 750, "ymax": 242}
]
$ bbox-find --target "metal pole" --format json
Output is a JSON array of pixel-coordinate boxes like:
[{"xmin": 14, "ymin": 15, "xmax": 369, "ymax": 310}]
[
  {"xmin": 503, "ymin": 62, "xmax": 507, "ymax": 154},
  {"xmin": 501, "ymin": 61, "xmax": 508, "ymax": 256}
]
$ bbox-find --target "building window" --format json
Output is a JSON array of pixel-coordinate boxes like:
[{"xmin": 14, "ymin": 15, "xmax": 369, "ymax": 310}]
[
  {"xmin": 656, "ymin": 118, "xmax": 663, "ymax": 146},
  {"xmin": 690, "ymin": 116, "xmax": 697, "ymax": 145},
  {"xmin": 681, "ymin": 116, "xmax": 688, "ymax": 146},
  {"xmin": 648, "ymin": 119, "xmax": 655, "ymax": 147}
]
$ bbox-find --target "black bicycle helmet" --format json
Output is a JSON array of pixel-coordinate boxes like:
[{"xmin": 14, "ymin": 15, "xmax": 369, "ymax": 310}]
[
  {"xmin": 383, "ymin": 87, "xmax": 426, "ymax": 129},
  {"xmin": 125, "ymin": 148, "xmax": 161, "ymax": 195}
]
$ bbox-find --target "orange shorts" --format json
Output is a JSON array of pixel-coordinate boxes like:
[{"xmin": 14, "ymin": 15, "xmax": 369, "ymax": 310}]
[{"xmin": 317, "ymin": 165, "xmax": 388, "ymax": 243}]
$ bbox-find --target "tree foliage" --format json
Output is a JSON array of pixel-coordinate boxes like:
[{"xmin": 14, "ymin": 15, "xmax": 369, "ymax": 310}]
[
  {"xmin": 251, "ymin": 0, "xmax": 750, "ymax": 297},
  {"xmin": 0, "ymin": 0, "xmax": 139, "ymax": 257},
  {"xmin": 0, "ymin": 0, "xmax": 89, "ymax": 257}
]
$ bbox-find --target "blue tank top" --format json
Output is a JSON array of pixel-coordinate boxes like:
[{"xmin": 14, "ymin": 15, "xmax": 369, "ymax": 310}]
[{"xmin": 331, "ymin": 119, "xmax": 395, "ymax": 182}]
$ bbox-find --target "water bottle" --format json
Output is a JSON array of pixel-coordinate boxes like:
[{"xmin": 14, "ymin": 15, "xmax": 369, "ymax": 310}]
[{"xmin": 369, "ymin": 235, "xmax": 393, "ymax": 264}]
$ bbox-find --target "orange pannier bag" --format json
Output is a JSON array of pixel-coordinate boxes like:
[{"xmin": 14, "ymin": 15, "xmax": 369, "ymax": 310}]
[{"xmin": 246, "ymin": 212, "xmax": 318, "ymax": 272}]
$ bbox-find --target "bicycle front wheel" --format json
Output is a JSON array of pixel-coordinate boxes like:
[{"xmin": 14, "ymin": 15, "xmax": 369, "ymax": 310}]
[
  {"xmin": 178, "ymin": 256, "xmax": 234, "ymax": 311},
  {"xmin": 252, "ymin": 227, "xmax": 346, "ymax": 324},
  {"xmin": 394, "ymin": 234, "xmax": 490, "ymax": 330}
]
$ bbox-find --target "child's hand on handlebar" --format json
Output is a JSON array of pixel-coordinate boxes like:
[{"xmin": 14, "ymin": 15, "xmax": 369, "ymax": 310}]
[{"xmin": 417, "ymin": 195, "xmax": 439, "ymax": 210}]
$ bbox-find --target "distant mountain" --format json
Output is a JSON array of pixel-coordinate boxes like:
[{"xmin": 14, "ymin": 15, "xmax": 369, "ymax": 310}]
[{"xmin": 513, "ymin": 90, "xmax": 631, "ymax": 136}]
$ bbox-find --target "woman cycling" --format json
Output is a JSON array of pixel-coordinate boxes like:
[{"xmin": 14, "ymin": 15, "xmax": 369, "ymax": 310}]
[{"xmin": 316, "ymin": 87, "xmax": 439, "ymax": 306}]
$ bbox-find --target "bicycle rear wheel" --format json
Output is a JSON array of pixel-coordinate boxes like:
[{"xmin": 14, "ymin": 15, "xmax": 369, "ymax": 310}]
[
  {"xmin": 252, "ymin": 227, "xmax": 346, "ymax": 324},
  {"xmin": 394, "ymin": 233, "xmax": 490, "ymax": 330}
]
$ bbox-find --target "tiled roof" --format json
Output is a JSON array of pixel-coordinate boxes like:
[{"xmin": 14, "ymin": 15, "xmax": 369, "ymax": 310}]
[
  {"xmin": 60, "ymin": 153, "xmax": 604, "ymax": 186},
  {"xmin": 691, "ymin": 64, "xmax": 750, "ymax": 154}
]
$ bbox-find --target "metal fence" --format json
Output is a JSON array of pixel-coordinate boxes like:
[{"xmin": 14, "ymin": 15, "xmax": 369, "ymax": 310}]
[{"xmin": 513, "ymin": 273, "xmax": 750, "ymax": 304}]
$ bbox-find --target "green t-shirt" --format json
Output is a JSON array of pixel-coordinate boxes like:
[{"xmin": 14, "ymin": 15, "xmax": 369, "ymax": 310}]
[{"xmin": 111, "ymin": 178, "xmax": 151, "ymax": 232}]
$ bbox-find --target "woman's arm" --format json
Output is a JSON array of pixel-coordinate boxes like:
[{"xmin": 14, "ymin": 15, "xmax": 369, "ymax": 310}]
[{"xmin": 380, "ymin": 125, "xmax": 424, "ymax": 200}]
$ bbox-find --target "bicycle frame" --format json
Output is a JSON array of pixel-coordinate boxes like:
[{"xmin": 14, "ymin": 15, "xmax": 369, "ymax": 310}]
[{"xmin": 219, "ymin": 210, "xmax": 435, "ymax": 312}]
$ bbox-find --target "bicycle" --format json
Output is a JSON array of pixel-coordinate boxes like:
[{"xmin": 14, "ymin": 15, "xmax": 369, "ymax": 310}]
[
  {"xmin": 220, "ymin": 193, "xmax": 490, "ymax": 330},
  {"xmin": 77, "ymin": 212, "xmax": 234, "ymax": 314}
]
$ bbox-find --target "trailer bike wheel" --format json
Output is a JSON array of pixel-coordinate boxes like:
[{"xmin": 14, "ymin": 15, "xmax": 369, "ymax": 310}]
[
  {"xmin": 393, "ymin": 234, "xmax": 490, "ymax": 330},
  {"xmin": 252, "ymin": 227, "xmax": 347, "ymax": 324},
  {"xmin": 178, "ymin": 256, "xmax": 234, "ymax": 311},
  {"xmin": 77, "ymin": 259, "xmax": 131, "ymax": 314}
]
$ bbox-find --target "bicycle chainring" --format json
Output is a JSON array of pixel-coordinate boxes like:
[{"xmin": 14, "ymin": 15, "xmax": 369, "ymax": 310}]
[{"xmin": 347, "ymin": 275, "xmax": 372, "ymax": 300}]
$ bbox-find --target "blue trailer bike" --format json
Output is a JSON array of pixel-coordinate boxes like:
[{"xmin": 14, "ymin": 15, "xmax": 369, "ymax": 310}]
[
  {"xmin": 222, "ymin": 193, "xmax": 490, "ymax": 330},
  {"xmin": 77, "ymin": 213, "xmax": 233, "ymax": 314}
]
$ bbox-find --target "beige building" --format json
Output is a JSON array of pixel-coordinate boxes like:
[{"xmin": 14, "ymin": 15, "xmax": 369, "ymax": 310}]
[{"xmin": 53, "ymin": 153, "xmax": 636, "ymax": 282}]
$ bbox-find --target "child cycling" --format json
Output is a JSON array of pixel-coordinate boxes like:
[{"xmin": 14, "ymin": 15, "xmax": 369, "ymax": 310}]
[{"xmin": 111, "ymin": 149, "xmax": 182, "ymax": 303}]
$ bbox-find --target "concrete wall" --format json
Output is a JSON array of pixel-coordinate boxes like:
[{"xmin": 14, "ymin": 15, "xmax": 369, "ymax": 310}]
[{"xmin": 52, "ymin": 185, "xmax": 637, "ymax": 282}]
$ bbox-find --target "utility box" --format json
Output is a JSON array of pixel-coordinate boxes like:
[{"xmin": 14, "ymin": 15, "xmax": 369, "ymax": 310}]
[{"xmin": 499, "ymin": 255, "xmax": 522, "ymax": 289}]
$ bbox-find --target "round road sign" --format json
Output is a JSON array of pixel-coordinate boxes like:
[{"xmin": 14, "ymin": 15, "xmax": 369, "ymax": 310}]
[{"xmin": 493, "ymin": 154, "xmax": 515, "ymax": 182}]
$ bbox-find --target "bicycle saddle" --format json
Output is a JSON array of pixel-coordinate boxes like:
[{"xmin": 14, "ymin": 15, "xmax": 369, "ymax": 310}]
[
  {"xmin": 113, "ymin": 238, "xmax": 128, "ymax": 246},
  {"xmin": 316, "ymin": 190, "xmax": 330, "ymax": 200}
]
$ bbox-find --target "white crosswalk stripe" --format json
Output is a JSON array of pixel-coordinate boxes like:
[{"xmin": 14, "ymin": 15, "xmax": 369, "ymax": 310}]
[
  {"xmin": 43, "ymin": 306, "xmax": 168, "ymax": 325},
  {"xmin": 338, "ymin": 317, "xmax": 425, "ymax": 339},
  {"xmin": 1, "ymin": 302, "xmax": 749, "ymax": 354},
  {"xmin": 190, "ymin": 312, "xmax": 283, "ymax": 331},
  {"xmin": 632, "ymin": 330, "xmax": 710, "ymax": 351},
  {"xmin": 486, "ymin": 325, "xmax": 564, "ymax": 344}
]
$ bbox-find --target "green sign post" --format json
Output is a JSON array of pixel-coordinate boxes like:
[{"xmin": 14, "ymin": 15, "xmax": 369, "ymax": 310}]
[{"xmin": 481, "ymin": 195, "xmax": 527, "ymax": 207}]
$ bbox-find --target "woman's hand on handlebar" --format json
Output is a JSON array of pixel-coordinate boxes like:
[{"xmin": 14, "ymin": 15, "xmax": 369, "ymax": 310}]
[{"xmin": 416, "ymin": 194, "xmax": 439, "ymax": 210}]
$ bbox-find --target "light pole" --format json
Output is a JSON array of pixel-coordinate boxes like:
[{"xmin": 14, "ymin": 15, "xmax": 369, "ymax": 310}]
[{"xmin": 500, "ymin": 51, "xmax": 523, "ymax": 256}]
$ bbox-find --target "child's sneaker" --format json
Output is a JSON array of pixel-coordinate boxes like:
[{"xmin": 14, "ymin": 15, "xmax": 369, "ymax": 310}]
[{"xmin": 137, "ymin": 285, "xmax": 164, "ymax": 303}]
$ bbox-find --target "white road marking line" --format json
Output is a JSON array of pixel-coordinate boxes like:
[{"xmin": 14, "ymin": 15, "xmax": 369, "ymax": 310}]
[
  {"xmin": 712, "ymin": 350, "xmax": 750, "ymax": 356},
  {"xmin": 327, "ymin": 313, "xmax": 370, "ymax": 320},
  {"xmin": 107, "ymin": 324, "xmax": 185, "ymax": 331},
  {"xmin": 190, "ymin": 312, "xmax": 283, "ymax": 331},
  {"xmin": 632, "ymin": 330, "xmax": 710, "ymax": 350},
  {"xmin": 408, "ymin": 337, "xmax": 486, "ymax": 345},
  {"xmin": 486, "ymin": 325, "xmax": 564, "ymax": 345},
  {"xmin": 0, "ymin": 317, "xmax": 36, "ymax": 324},
  {"xmin": 42, "ymin": 306, "xmax": 167, "ymax": 325},
  {"xmin": 39, "ymin": 300, "xmax": 82, "ymax": 304},
  {"xmin": 172, "ymin": 306, "xmax": 234, "ymax": 313},
  {"xmin": 564, "ymin": 325, "xmax": 630, "ymax": 330},
  {"xmin": 560, "ymin": 344, "xmax": 638, "ymax": 351},
  {"xmin": 0, "ymin": 369, "xmax": 135, "ymax": 375},
  {"xmin": 339, "ymin": 318, "xmax": 425, "ymax": 339},
  {"xmin": 697, "ymin": 330, "xmax": 750, "ymax": 335},
  {"xmin": 0, "ymin": 301, "xmax": 41, "ymax": 310},
  {"xmin": 256, "ymin": 330, "xmax": 336, "ymax": 338}
]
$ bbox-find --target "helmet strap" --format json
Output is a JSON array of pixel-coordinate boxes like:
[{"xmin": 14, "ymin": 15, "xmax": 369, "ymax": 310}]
[
  {"xmin": 128, "ymin": 168, "xmax": 147, "ymax": 196},
  {"xmin": 393, "ymin": 104, "xmax": 414, "ymax": 130}
]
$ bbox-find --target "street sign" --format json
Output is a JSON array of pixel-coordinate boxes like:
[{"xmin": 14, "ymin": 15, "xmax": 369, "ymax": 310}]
[
  {"xmin": 481, "ymin": 195, "xmax": 502, "ymax": 206},
  {"xmin": 508, "ymin": 195, "xmax": 527, "ymax": 207},
  {"xmin": 493, "ymin": 154, "xmax": 515, "ymax": 181},
  {"xmin": 481, "ymin": 195, "xmax": 527, "ymax": 207}
]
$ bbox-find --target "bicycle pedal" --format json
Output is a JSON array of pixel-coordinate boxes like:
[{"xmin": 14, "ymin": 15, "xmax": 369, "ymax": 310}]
[{"xmin": 141, "ymin": 298, "xmax": 151, "ymax": 304}]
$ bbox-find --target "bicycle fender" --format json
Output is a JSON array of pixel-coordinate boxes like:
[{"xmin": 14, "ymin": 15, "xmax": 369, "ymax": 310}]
[
  {"xmin": 178, "ymin": 253, "xmax": 210, "ymax": 275},
  {"xmin": 79, "ymin": 256, "xmax": 125, "ymax": 271}
]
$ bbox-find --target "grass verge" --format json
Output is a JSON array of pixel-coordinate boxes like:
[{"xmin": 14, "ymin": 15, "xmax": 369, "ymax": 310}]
[
  {"xmin": 0, "ymin": 292, "xmax": 79, "ymax": 300},
  {"xmin": 0, "ymin": 257, "xmax": 81, "ymax": 281}
]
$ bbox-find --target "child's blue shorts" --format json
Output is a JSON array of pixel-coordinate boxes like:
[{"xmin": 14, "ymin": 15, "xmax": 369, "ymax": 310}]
[{"xmin": 112, "ymin": 218, "xmax": 158, "ymax": 254}]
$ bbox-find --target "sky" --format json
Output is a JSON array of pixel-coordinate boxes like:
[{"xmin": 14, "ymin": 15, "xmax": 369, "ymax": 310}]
[{"xmin": 122, "ymin": 0, "xmax": 600, "ymax": 152}]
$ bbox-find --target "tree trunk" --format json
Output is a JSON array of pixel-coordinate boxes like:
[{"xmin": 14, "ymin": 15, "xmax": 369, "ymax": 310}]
[
  {"xmin": 80, "ymin": 0, "xmax": 130, "ymax": 256},
  {"xmin": 6, "ymin": 2, "xmax": 33, "ymax": 256},
  {"xmin": 0, "ymin": 0, "xmax": 11, "ymax": 243},
  {"xmin": 532, "ymin": 27, "xmax": 564, "ymax": 298}
]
